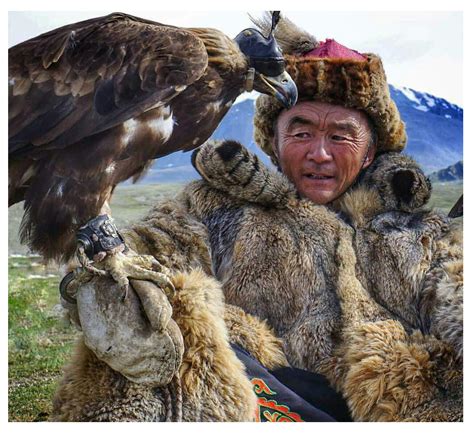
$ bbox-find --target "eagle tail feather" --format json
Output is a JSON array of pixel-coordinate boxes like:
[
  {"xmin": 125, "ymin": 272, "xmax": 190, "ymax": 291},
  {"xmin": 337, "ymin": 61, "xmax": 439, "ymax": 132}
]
[
  {"xmin": 19, "ymin": 173, "xmax": 106, "ymax": 263},
  {"xmin": 20, "ymin": 200, "xmax": 77, "ymax": 263}
]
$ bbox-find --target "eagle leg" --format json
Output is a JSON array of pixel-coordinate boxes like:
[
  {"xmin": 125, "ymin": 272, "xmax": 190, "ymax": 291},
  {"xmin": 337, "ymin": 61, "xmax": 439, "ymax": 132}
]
[
  {"xmin": 61, "ymin": 252, "xmax": 175, "ymax": 334},
  {"xmin": 74, "ymin": 214, "xmax": 174, "ymax": 301},
  {"xmin": 76, "ymin": 214, "xmax": 126, "ymax": 265}
]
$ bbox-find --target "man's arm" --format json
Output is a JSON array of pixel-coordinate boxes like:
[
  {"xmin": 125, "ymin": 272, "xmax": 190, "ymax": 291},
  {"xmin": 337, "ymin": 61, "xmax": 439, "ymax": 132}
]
[
  {"xmin": 191, "ymin": 140, "xmax": 298, "ymax": 208},
  {"xmin": 121, "ymin": 196, "xmax": 213, "ymax": 273}
]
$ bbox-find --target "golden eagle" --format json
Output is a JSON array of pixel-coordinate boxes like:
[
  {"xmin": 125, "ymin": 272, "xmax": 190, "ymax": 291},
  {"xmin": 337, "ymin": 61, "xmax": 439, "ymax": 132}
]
[{"xmin": 9, "ymin": 12, "xmax": 297, "ymax": 266}]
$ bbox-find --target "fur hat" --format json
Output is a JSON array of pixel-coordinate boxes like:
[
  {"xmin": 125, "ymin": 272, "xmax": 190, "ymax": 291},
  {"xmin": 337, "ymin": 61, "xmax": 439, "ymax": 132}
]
[{"xmin": 252, "ymin": 13, "xmax": 407, "ymax": 166}]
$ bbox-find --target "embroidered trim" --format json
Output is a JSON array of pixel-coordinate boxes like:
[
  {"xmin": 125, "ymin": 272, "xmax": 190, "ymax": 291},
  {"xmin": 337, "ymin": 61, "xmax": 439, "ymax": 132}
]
[{"xmin": 251, "ymin": 378, "xmax": 304, "ymax": 422}]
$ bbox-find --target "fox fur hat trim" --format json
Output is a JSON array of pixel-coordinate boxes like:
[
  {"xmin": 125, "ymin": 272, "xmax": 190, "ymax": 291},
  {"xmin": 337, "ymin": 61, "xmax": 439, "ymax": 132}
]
[{"xmin": 252, "ymin": 14, "xmax": 407, "ymax": 166}]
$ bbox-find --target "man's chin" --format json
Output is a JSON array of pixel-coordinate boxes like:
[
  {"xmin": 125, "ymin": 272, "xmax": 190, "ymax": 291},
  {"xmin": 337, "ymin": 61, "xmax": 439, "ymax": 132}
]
[
  {"xmin": 300, "ymin": 189, "xmax": 336, "ymax": 205},
  {"xmin": 297, "ymin": 181, "xmax": 338, "ymax": 204}
]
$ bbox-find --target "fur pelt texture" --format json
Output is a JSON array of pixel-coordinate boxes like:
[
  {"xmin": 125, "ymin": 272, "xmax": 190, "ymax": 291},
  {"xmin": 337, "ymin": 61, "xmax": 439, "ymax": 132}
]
[
  {"xmin": 334, "ymin": 153, "xmax": 462, "ymax": 360},
  {"xmin": 53, "ymin": 139, "xmax": 462, "ymax": 422},
  {"xmin": 189, "ymin": 140, "xmax": 462, "ymax": 421},
  {"xmin": 53, "ymin": 268, "xmax": 287, "ymax": 421}
]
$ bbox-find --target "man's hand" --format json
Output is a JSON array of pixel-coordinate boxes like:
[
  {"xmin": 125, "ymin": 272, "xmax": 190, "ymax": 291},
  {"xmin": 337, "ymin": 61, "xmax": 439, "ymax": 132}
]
[{"xmin": 66, "ymin": 274, "xmax": 184, "ymax": 387}]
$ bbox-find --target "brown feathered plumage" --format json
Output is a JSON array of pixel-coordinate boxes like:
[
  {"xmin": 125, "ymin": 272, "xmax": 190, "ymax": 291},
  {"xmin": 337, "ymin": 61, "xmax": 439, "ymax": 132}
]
[{"xmin": 9, "ymin": 12, "xmax": 295, "ymax": 262}]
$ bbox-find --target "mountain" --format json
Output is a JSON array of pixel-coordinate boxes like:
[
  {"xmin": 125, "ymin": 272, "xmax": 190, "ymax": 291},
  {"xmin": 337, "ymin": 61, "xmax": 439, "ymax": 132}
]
[
  {"xmin": 138, "ymin": 86, "xmax": 463, "ymax": 184},
  {"xmin": 389, "ymin": 86, "xmax": 463, "ymax": 173},
  {"xmin": 429, "ymin": 160, "xmax": 463, "ymax": 182}
]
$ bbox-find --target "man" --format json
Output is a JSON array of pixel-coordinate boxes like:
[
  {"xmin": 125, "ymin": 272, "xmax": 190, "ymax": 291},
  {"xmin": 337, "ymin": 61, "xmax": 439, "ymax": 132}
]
[
  {"xmin": 53, "ymin": 16, "xmax": 462, "ymax": 422},
  {"xmin": 269, "ymin": 101, "xmax": 376, "ymax": 205}
]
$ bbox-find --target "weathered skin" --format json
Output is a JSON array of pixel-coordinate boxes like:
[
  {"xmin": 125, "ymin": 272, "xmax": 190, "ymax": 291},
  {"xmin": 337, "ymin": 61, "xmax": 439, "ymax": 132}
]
[
  {"xmin": 273, "ymin": 101, "xmax": 376, "ymax": 204},
  {"xmin": 53, "ymin": 140, "xmax": 462, "ymax": 422}
]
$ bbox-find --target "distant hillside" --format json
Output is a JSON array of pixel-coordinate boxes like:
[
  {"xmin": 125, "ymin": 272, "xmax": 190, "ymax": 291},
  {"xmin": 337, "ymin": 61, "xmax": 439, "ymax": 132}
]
[
  {"xmin": 389, "ymin": 86, "xmax": 462, "ymax": 173},
  {"xmin": 429, "ymin": 161, "xmax": 463, "ymax": 182},
  {"xmin": 138, "ymin": 85, "xmax": 463, "ymax": 184}
]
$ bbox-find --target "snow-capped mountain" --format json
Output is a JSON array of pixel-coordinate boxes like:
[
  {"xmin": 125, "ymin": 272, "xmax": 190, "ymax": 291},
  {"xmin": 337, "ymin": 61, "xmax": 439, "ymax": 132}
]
[
  {"xmin": 140, "ymin": 85, "xmax": 463, "ymax": 184},
  {"xmin": 389, "ymin": 85, "xmax": 462, "ymax": 173}
]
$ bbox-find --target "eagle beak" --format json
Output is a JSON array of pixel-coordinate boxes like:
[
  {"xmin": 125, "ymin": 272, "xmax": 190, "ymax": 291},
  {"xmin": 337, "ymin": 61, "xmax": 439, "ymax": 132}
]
[{"xmin": 259, "ymin": 71, "xmax": 298, "ymax": 108}]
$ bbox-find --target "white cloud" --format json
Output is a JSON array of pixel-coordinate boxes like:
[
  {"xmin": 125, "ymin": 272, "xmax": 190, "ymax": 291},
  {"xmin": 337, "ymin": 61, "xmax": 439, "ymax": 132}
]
[{"xmin": 8, "ymin": 9, "xmax": 463, "ymax": 105}]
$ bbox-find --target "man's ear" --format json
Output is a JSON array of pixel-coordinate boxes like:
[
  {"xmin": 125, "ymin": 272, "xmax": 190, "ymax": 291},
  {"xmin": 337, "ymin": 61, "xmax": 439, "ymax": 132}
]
[{"xmin": 362, "ymin": 143, "xmax": 376, "ymax": 169}]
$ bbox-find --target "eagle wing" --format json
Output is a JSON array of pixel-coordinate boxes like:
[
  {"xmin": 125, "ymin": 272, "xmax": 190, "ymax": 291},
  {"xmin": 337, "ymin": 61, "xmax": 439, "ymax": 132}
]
[{"xmin": 9, "ymin": 13, "xmax": 208, "ymax": 155}]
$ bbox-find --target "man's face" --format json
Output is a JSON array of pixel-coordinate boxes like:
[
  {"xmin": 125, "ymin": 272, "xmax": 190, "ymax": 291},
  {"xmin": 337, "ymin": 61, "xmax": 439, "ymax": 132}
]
[{"xmin": 273, "ymin": 101, "xmax": 376, "ymax": 204}]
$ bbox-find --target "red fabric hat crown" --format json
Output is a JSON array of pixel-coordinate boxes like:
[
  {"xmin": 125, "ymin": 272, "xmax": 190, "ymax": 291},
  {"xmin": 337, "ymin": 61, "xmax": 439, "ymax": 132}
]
[{"xmin": 303, "ymin": 39, "xmax": 366, "ymax": 61}]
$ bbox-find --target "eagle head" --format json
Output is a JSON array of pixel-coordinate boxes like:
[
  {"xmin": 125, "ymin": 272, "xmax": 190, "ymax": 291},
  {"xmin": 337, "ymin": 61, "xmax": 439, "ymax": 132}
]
[{"xmin": 235, "ymin": 15, "xmax": 297, "ymax": 108}]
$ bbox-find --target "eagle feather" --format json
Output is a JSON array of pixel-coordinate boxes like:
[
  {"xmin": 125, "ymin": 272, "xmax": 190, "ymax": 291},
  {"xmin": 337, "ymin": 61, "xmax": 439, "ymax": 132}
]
[{"xmin": 8, "ymin": 13, "xmax": 253, "ymax": 261}]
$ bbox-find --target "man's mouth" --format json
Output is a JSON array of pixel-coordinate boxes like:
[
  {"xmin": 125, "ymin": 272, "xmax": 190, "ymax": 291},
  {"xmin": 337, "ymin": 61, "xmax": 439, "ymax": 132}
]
[{"xmin": 304, "ymin": 173, "xmax": 334, "ymax": 180}]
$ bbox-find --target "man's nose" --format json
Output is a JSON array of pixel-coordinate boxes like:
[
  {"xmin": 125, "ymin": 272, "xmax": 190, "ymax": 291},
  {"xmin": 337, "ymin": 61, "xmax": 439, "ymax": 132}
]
[{"xmin": 306, "ymin": 138, "xmax": 333, "ymax": 163}]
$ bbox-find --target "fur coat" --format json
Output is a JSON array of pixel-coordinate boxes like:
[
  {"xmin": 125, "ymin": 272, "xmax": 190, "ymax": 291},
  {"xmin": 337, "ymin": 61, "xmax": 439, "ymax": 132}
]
[{"xmin": 52, "ymin": 140, "xmax": 462, "ymax": 422}]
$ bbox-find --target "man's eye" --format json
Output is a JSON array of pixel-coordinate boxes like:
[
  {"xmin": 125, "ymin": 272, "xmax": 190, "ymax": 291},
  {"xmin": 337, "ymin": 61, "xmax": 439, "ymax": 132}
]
[
  {"xmin": 331, "ymin": 134, "xmax": 348, "ymax": 141},
  {"xmin": 294, "ymin": 132, "xmax": 311, "ymax": 139}
]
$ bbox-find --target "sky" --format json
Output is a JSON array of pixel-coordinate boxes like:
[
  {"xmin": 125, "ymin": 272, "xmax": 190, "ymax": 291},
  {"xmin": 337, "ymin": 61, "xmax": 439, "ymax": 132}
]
[{"xmin": 8, "ymin": 9, "xmax": 463, "ymax": 106}]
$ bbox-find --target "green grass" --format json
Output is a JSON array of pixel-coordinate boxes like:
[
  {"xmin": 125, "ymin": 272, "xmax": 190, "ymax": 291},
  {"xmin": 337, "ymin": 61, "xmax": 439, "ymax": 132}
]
[
  {"xmin": 428, "ymin": 180, "xmax": 463, "ymax": 214},
  {"xmin": 8, "ymin": 257, "xmax": 78, "ymax": 421},
  {"xmin": 8, "ymin": 180, "xmax": 462, "ymax": 421}
]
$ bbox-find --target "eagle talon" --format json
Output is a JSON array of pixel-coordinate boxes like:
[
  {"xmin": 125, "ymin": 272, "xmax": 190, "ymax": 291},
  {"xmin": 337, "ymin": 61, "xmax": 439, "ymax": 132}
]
[
  {"xmin": 75, "ymin": 227, "xmax": 174, "ymax": 306},
  {"xmin": 76, "ymin": 244, "xmax": 108, "ymax": 278},
  {"xmin": 93, "ymin": 251, "xmax": 108, "ymax": 262},
  {"xmin": 76, "ymin": 245, "xmax": 91, "ymax": 268},
  {"xmin": 84, "ymin": 262, "xmax": 109, "ymax": 277},
  {"xmin": 161, "ymin": 278, "xmax": 176, "ymax": 299},
  {"xmin": 59, "ymin": 266, "xmax": 95, "ymax": 304},
  {"xmin": 79, "ymin": 250, "xmax": 176, "ymax": 304}
]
